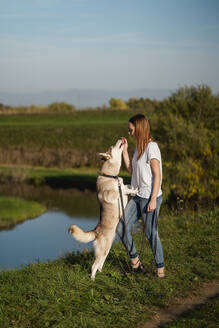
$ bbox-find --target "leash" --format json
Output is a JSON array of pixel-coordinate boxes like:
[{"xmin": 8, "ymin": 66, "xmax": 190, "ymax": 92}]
[
  {"xmin": 100, "ymin": 173, "xmax": 128, "ymax": 243},
  {"xmin": 100, "ymin": 173, "xmax": 131, "ymax": 272},
  {"xmin": 117, "ymin": 178, "xmax": 130, "ymax": 257},
  {"xmin": 101, "ymin": 174, "xmax": 159, "ymax": 274}
]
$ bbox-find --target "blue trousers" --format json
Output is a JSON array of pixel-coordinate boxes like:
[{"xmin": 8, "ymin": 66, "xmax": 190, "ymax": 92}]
[{"xmin": 116, "ymin": 195, "xmax": 164, "ymax": 268}]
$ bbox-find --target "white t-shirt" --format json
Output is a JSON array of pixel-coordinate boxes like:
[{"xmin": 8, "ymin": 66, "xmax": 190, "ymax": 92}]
[{"xmin": 131, "ymin": 141, "xmax": 162, "ymax": 199}]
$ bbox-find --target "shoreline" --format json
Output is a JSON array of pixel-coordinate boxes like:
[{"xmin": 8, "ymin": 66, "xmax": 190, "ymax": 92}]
[
  {"xmin": 0, "ymin": 164, "xmax": 130, "ymax": 191},
  {"xmin": 0, "ymin": 196, "xmax": 46, "ymax": 229}
]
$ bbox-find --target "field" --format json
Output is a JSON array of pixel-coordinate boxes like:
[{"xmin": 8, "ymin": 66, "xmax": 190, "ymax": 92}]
[
  {"xmin": 0, "ymin": 207, "xmax": 218, "ymax": 328},
  {"xmin": 0, "ymin": 85, "xmax": 218, "ymax": 327},
  {"xmin": 0, "ymin": 86, "xmax": 218, "ymax": 206}
]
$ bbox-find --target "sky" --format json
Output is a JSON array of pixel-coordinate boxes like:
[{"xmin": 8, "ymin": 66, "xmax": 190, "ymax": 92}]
[{"xmin": 0, "ymin": 0, "xmax": 219, "ymax": 94}]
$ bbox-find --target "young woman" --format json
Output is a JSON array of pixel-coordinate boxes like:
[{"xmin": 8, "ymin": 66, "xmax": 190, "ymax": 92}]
[{"xmin": 116, "ymin": 114, "xmax": 165, "ymax": 277}]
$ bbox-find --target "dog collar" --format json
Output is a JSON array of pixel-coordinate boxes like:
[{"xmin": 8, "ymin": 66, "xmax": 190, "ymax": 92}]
[{"xmin": 100, "ymin": 173, "xmax": 118, "ymax": 179}]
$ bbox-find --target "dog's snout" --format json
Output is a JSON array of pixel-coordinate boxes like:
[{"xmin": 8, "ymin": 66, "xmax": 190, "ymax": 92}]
[{"xmin": 115, "ymin": 139, "xmax": 124, "ymax": 149}]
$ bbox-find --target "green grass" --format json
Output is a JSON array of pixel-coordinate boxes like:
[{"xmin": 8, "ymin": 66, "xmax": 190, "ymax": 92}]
[
  {"xmin": 0, "ymin": 124, "xmax": 128, "ymax": 150},
  {"xmin": 163, "ymin": 295, "xmax": 219, "ymax": 328},
  {"xmin": 0, "ymin": 111, "xmax": 130, "ymax": 127},
  {"xmin": 0, "ymin": 112, "xmax": 132, "ymax": 149},
  {"xmin": 0, "ymin": 165, "xmax": 131, "ymax": 189},
  {"xmin": 0, "ymin": 109, "xmax": 218, "ymax": 204},
  {"xmin": 0, "ymin": 207, "xmax": 218, "ymax": 328},
  {"xmin": 0, "ymin": 196, "xmax": 46, "ymax": 229}
]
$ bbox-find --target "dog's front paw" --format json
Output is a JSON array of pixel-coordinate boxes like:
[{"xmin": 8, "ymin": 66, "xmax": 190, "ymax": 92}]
[{"xmin": 130, "ymin": 188, "xmax": 138, "ymax": 196}]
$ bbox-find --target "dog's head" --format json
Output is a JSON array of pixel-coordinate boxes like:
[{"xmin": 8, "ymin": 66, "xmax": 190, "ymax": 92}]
[
  {"xmin": 99, "ymin": 139, "xmax": 124, "ymax": 161},
  {"xmin": 99, "ymin": 139, "xmax": 124, "ymax": 174}
]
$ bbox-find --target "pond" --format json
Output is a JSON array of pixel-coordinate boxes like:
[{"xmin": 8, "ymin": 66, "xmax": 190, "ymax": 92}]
[{"xmin": 0, "ymin": 184, "xmax": 99, "ymax": 271}]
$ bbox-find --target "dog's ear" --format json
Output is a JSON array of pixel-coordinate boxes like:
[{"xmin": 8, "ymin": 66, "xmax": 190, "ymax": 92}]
[{"xmin": 99, "ymin": 152, "xmax": 111, "ymax": 160}]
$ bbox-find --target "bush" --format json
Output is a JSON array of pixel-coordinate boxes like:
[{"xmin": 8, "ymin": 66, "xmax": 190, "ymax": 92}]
[
  {"xmin": 152, "ymin": 85, "xmax": 219, "ymax": 204},
  {"xmin": 48, "ymin": 102, "xmax": 75, "ymax": 112},
  {"xmin": 109, "ymin": 98, "xmax": 128, "ymax": 110}
]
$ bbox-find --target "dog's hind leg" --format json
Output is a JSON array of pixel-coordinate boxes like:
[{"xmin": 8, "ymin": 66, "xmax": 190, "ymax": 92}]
[
  {"xmin": 91, "ymin": 236, "xmax": 111, "ymax": 280},
  {"xmin": 91, "ymin": 250, "xmax": 108, "ymax": 280},
  {"xmin": 91, "ymin": 257, "xmax": 101, "ymax": 281},
  {"xmin": 91, "ymin": 239, "xmax": 104, "ymax": 280},
  {"xmin": 97, "ymin": 237, "xmax": 114, "ymax": 273},
  {"xmin": 97, "ymin": 252, "xmax": 109, "ymax": 273},
  {"xmin": 91, "ymin": 232, "xmax": 115, "ymax": 280}
]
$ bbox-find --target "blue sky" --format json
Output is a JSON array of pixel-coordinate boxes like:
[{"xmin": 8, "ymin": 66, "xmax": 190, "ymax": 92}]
[{"xmin": 1, "ymin": 0, "xmax": 219, "ymax": 93}]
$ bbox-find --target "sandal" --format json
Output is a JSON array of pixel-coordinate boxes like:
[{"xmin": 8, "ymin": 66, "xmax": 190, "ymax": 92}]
[
  {"xmin": 157, "ymin": 267, "xmax": 165, "ymax": 278},
  {"xmin": 132, "ymin": 262, "xmax": 146, "ymax": 274}
]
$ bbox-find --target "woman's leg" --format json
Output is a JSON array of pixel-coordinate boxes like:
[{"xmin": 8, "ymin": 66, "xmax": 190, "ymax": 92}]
[
  {"xmin": 140, "ymin": 195, "xmax": 164, "ymax": 269},
  {"xmin": 116, "ymin": 196, "xmax": 139, "ymax": 260}
]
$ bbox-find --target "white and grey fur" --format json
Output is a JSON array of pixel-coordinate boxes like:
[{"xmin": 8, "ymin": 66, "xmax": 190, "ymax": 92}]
[{"xmin": 68, "ymin": 139, "xmax": 137, "ymax": 280}]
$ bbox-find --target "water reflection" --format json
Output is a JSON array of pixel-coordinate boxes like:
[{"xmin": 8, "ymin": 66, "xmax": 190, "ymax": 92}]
[
  {"xmin": 0, "ymin": 211, "xmax": 98, "ymax": 271},
  {"xmin": 0, "ymin": 183, "xmax": 99, "ymax": 219},
  {"xmin": 0, "ymin": 184, "xmax": 99, "ymax": 270}
]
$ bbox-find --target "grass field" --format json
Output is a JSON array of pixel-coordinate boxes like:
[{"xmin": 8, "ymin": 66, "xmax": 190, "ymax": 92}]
[
  {"xmin": 0, "ymin": 111, "xmax": 130, "ymax": 126},
  {"xmin": 0, "ymin": 88, "xmax": 218, "ymax": 326},
  {"xmin": 0, "ymin": 103, "xmax": 218, "ymax": 205},
  {"xmin": 0, "ymin": 196, "xmax": 46, "ymax": 229},
  {"xmin": 0, "ymin": 206, "xmax": 218, "ymax": 327},
  {"xmin": 0, "ymin": 113, "xmax": 131, "ymax": 164},
  {"xmin": 163, "ymin": 295, "xmax": 219, "ymax": 328},
  {"xmin": 0, "ymin": 165, "xmax": 131, "ymax": 195}
]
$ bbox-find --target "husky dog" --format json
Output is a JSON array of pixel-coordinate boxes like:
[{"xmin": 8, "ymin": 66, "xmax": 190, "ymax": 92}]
[{"xmin": 68, "ymin": 139, "xmax": 137, "ymax": 280}]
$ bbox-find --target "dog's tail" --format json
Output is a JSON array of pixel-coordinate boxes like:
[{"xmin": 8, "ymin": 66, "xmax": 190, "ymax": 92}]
[{"xmin": 68, "ymin": 225, "xmax": 96, "ymax": 243}]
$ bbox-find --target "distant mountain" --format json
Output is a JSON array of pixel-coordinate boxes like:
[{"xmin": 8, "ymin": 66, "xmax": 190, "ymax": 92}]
[{"xmin": 0, "ymin": 88, "xmax": 174, "ymax": 108}]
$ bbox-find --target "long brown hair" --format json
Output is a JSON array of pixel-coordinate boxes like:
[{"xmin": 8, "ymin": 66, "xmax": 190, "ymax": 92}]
[{"xmin": 129, "ymin": 114, "xmax": 152, "ymax": 160}]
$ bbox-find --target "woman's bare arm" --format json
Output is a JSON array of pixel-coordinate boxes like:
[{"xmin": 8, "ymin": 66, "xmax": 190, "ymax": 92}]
[
  {"xmin": 147, "ymin": 158, "xmax": 161, "ymax": 212},
  {"xmin": 121, "ymin": 138, "xmax": 132, "ymax": 174}
]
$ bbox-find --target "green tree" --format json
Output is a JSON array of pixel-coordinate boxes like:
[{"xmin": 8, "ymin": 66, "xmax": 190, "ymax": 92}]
[
  {"xmin": 48, "ymin": 102, "xmax": 75, "ymax": 112},
  {"xmin": 126, "ymin": 97, "xmax": 155, "ymax": 113},
  {"xmin": 109, "ymin": 98, "xmax": 127, "ymax": 110},
  {"xmin": 167, "ymin": 85, "xmax": 218, "ymax": 126}
]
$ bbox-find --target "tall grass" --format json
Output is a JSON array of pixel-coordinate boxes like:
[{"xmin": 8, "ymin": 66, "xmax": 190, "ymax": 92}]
[{"xmin": 0, "ymin": 206, "xmax": 218, "ymax": 327}]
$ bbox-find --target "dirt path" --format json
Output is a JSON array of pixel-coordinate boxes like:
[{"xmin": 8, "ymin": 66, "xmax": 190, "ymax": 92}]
[{"xmin": 141, "ymin": 280, "xmax": 219, "ymax": 328}]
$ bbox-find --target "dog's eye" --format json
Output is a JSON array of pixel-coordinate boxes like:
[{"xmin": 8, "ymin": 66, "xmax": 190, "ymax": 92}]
[{"xmin": 107, "ymin": 146, "xmax": 113, "ymax": 155}]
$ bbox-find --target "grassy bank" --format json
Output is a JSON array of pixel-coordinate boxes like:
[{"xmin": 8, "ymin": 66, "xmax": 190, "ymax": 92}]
[
  {"xmin": 0, "ymin": 165, "xmax": 99, "ymax": 187},
  {"xmin": 0, "ymin": 182, "xmax": 100, "ymax": 221},
  {"xmin": 0, "ymin": 207, "xmax": 218, "ymax": 327},
  {"xmin": 0, "ymin": 196, "xmax": 46, "ymax": 229},
  {"xmin": 164, "ymin": 295, "xmax": 219, "ymax": 328},
  {"xmin": 0, "ymin": 165, "xmax": 131, "ymax": 191}
]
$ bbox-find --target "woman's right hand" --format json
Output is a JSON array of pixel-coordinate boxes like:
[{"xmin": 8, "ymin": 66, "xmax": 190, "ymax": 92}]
[
  {"xmin": 120, "ymin": 137, "xmax": 128, "ymax": 152},
  {"xmin": 120, "ymin": 137, "xmax": 131, "ymax": 174}
]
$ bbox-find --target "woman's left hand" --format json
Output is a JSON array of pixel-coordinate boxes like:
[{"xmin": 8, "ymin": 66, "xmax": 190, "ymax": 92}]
[{"xmin": 147, "ymin": 198, "xmax": 156, "ymax": 212}]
